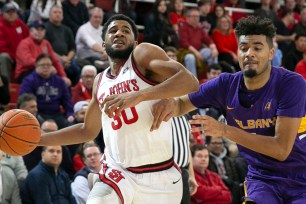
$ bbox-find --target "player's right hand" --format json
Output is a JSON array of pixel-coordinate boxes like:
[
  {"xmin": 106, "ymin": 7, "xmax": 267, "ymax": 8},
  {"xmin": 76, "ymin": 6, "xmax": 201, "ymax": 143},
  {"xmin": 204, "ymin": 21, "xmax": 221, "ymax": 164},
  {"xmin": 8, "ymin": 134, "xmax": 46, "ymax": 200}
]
[
  {"xmin": 151, "ymin": 98, "xmax": 176, "ymax": 131},
  {"xmin": 101, "ymin": 92, "xmax": 143, "ymax": 118}
]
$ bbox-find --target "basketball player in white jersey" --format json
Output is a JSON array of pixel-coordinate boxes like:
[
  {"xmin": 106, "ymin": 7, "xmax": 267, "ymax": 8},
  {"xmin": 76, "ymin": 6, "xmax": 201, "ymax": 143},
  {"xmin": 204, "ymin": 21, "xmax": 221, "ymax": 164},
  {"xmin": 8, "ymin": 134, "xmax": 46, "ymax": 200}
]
[{"xmin": 39, "ymin": 14, "xmax": 199, "ymax": 204}]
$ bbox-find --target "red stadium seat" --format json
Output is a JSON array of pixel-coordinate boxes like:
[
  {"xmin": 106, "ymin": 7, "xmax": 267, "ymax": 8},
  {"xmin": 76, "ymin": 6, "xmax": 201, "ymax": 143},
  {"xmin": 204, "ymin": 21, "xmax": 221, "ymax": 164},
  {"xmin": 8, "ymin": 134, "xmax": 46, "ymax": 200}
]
[{"xmin": 7, "ymin": 83, "xmax": 20, "ymax": 110}]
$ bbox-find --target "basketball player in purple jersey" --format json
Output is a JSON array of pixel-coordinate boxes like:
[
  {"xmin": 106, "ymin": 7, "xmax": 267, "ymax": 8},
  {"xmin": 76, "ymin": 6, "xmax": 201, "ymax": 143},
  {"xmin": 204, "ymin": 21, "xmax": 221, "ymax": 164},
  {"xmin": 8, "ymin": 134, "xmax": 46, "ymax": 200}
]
[
  {"xmin": 38, "ymin": 14, "xmax": 199, "ymax": 204},
  {"xmin": 152, "ymin": 16, "xmax": 306, "ymax": 203}
]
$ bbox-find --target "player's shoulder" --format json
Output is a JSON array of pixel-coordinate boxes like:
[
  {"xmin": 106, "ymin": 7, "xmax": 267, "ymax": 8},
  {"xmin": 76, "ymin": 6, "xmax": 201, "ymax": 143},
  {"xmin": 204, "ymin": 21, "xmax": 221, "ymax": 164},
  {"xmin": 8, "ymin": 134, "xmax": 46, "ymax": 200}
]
[
  {"xmin": 273, "ymin": 66, "xmax": 305, "ymax": 86},
  {"xmin": 134, "ymin": 42, "xmax": 163, "ymax": 54},
  {"xmin": 215, "ymin": 71, "xmax": 242, "ymax": 85}
]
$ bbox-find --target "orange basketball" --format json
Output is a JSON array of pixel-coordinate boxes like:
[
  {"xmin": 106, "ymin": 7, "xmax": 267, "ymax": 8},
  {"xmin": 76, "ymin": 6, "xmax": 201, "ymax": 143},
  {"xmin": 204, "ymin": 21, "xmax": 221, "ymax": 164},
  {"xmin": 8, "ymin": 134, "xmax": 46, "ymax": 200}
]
[{"xmin": 0, "ymin": 109, "xmax": 40, "ymax": 156}]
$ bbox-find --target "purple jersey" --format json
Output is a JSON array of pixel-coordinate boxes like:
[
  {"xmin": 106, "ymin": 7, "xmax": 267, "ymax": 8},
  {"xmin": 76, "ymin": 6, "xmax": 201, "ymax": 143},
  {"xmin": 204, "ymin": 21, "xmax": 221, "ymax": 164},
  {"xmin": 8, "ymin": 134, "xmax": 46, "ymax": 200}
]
[{"xmin": 189, "ymin": 67, "xmax": 306, "ymax": 173}]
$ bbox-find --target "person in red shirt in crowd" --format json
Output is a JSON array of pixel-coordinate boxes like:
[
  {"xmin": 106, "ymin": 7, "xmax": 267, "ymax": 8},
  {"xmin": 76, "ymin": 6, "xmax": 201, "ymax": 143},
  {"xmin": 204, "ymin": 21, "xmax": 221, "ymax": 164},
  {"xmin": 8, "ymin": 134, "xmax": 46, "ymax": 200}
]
[
  {"xmin": 178, "ymin": 8, "xmax": 218, "ymax": 78},
  {"xmin": 14, "ymin": 20, "xmax": 71, "ymax": 86},
  {"xmin": 191, "ymin": 144, "xmax": 232, "ymax": 204},
  {"xmin": 71, "ymin": 65, "xmax": 97, "ymax": 104},
  {"xmin": 211, "ymin": 15, "xmax": 239, "ymax": 71},
  {"xmin": 169, "ymin": 0, "xmax": 186, "ymax": 33},
  {"xmin": 278, "ymin": 0, "xmax": 300, "ymax": 31},
  {"xmin": 0, "ymin": 2, "xmax": 29, "ymax": 82},
  {"xmin": 295, "ymin": 48, "xmax": 306, "ymax": 79}
]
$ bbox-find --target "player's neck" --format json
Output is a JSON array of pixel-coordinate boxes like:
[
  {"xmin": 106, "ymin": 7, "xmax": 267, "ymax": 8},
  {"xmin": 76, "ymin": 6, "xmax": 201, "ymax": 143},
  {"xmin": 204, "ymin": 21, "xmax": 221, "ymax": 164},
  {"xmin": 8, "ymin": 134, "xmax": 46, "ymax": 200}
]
[
  {"xmin": 243, "ymin": 66, "xmax": 271, "ymax": 91},
  {"xmin": 109, "ymin": 59, "xmax": 126, "ymax": 76}
]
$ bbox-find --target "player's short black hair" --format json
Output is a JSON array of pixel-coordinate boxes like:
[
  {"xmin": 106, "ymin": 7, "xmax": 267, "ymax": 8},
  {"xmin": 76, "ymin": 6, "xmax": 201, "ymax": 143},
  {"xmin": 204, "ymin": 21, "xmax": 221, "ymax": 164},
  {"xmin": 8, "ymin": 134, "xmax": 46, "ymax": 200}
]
[
  {"xmin": 235, "ymin": 16, "xmax": 276, "ymax": 48},
  {"xmin": 102, "ymin": 14, "xmax": 138, "ymax": 41}
]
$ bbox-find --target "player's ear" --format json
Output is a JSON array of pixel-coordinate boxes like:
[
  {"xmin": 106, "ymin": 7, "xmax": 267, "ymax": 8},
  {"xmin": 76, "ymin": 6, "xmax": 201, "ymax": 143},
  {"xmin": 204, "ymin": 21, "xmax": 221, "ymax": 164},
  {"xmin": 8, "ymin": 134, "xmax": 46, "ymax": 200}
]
[
  {"xmin": 134, "ymin": 41, "xmax": 138, "ymax": 47},
  {"xmin": 269, "ymin": 47, "xmax": 275, "ymax": 61},
  {"xmin": 102, "ymin": 42, "xmax": 106, "ymax": 48}
]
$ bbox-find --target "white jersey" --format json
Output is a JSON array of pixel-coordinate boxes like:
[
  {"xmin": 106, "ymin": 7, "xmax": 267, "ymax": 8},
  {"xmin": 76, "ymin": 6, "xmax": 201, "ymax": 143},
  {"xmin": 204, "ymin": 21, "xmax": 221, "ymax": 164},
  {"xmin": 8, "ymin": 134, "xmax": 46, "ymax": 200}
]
[{"xmin": 96, "ymin": 54, "xmax": 173, "ymax": 169}]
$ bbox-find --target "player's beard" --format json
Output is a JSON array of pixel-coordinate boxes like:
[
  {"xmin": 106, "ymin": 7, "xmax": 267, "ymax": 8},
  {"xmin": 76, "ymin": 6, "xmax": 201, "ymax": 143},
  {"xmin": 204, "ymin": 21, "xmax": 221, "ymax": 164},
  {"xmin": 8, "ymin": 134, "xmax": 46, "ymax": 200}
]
[
  {"xmin": 105, "ymin": 43, "xmax": 134, "ymax": 60},
  {"xmin": 243, "ymin": 69, "xmax": 257, "ymax": 78}
]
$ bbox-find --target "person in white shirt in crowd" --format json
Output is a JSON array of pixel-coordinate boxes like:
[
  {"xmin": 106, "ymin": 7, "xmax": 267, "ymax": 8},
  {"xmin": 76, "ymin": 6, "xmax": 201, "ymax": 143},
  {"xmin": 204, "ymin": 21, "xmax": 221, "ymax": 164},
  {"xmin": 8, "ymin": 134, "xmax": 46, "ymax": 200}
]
[
  {"xmin": 71, "ymin": 142, "xmax": 102, "ymax": 204},
  {"xmin": 75, "ymin": 7, "xmax": 108, "ymax": 71},
  {"xmin": 0, "ymin": 150, "xmax": 28, "ymax": 204}
]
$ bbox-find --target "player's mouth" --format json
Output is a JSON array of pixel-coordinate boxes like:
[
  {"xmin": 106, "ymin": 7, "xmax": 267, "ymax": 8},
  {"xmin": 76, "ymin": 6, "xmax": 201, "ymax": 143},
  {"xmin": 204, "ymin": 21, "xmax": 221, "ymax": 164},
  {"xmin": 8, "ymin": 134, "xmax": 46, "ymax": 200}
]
[
  {"xmin": 243, "ymin": 61, "xmax": 257, "ymax": 66},
  {"xmin": 113, "ymin": 39, "xmax": 125, "ymax": 46}
]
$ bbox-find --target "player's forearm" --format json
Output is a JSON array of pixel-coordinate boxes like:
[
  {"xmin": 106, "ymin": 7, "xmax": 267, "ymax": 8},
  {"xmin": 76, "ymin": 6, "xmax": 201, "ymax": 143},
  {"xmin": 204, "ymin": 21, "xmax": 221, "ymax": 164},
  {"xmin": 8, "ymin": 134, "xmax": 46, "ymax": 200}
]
[
  {"xmin": 138, "ymin": 70, "xmax": 199, "ymax": 103},
  {"xmin": 223, "ymin": 125, "xmax": 294, "ymax": 161},
  {"xmin": 39, "ymin": 123, "xmax": 96, "ymax": 146}
]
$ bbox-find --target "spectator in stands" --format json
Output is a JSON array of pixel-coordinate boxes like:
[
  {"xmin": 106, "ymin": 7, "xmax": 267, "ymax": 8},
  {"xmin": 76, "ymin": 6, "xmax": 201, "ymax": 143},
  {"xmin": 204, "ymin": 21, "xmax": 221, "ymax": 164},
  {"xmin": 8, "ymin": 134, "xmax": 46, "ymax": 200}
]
[
  {"xmin": 71, "ymin": 100, "xmax": 89, "ymax": 125},
  {"xmin": 71, "ymin": 142, "xmax": 102, "ymax": 204},
  {"xmin": 45, "ymin": 4, "xmax": 80, "ymax": 86},
  {"xmin": 22, "ymin": 119, "xmax": 75, "ymax": 178},
  {"xmin": 294, "ymin": 0, "xmax": 305, "ymax": 14},
  {"xmin": 275, "ymin": 9, "xmax": 296, "ymax": 54},
  {"xmin": 295, "ymin": 48, "xmax": 306, "ymax": 79},
  {"xmin": 199, "ymin": 63, "xmax": 222, "ymax": 84},
  {"xmin": 0, "ymin": 150, "xmax": 23, "ymax": 204},
  {"xmin": 71, "ymin": 65, "xmax": 96, "ymax": 104},
  {"xmin": 211, "ymin": 15, "xmax": 239, "ymax": 71},
  {"xmin": 270, "ymin": 0, "xmax": 279, "ymax": 13},
  {"xmin": 206, "ymin": 136, "xmax": 243, "ymax": 204},
  {"xmin": 224, "ymin": 0, "xmax": 247, "ymax": 26},
  {"xmin": 0, "ymin": 150, "xmax": 28, "ymax": 185},
  {"xmin": 254, "ymin": 0, "xmax": 278, "ymax": 25},
  {"xmin": 198, "ymin": 0, "xmax": 213, "ymax": 35},
  {"xmin": 208, "ymin": 4, "xmax": 226, "ymax": 34},
  {"xmin": 15, "ymin": 20, "xmax": 71, "ymax": 86},
  {"xmin": 271, "ymin": 37, "xmax": 283, "ymax": 67},
  {"xmin": 191, "ymin": 144, "xmax": 232, "ymax": 204},
  {"xmin": 293, "ymin": 7, "xmax": 306, "ymax": 36},
  {"xmin": 17, "ymin": 93, "xmax": 45, "ymax": 124},
  {"xmin": 27, "ymin": 0, "xmax": 61, "ymax": 24},
  {"xmin": 75, "ymin": 7, "xmax": 108, "ymax": 71},
  {"xmin": 169, "ymin": 0, "xmax": 186, "ymax": 33},
  {"xmin": 164, "ymin": 46, "xmax": 178, "ymax": 61},
  {"xmin": 19, "ymin": 53, "xmax": 74, "ymax": 129},
  {"xmin": 178, "ymin": 8, "xmax": 218, "ymax": 78},
  {"xmin": 278, "ymin": 0, "xmax": 300, "ymax": 31},
  {"xmin": 22, "ymin": 145, "xmax": 76, "ymax": 204},
  {"xmin": 94, "ymin": 0, "xmax": 114, "ymax": 22},
  {"xmin": 282, "ymin": 34, "xmax": 306, "ymax": 71},
  {"xmin": 0, "ymin": 74, "xmax": 10, "ymax": 114},
  {"xmin": 143, "ymin": 0, "xmax": 178, "ymax": 48},
  {"xmin": 0, "ymin": 2, "xmax": 29, "ymax": 82},
  {"xmin": 62, "ymin": 0, "xmax": 89, "ymax": 36}
]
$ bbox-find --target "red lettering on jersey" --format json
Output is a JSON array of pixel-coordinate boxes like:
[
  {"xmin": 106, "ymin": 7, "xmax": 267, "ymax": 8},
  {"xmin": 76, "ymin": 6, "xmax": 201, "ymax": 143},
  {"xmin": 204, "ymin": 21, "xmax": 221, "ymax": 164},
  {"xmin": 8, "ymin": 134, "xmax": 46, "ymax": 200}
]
[
  {"xmin": 131, "ymin": 79, "xmax": 139, "ymax": 91},
  {"xmin": 98, "ymin": 93, "xmax": 105, "ymax": 103},
  {"xmin": 122, "ymin": 80, "xmax": 131, "ymax": 93},
  {"xmin": 108, "ymin": 169, "xmax": 125, "ymax": 183},
  {"xmin": 109, "ymin": 87, "xmax": 115, "ymax": 95}
]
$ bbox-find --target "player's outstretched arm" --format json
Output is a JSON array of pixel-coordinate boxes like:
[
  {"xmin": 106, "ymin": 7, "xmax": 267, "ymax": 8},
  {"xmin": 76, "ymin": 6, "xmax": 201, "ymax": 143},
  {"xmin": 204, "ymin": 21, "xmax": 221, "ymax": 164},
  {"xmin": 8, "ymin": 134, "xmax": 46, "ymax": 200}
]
[
  {"xmin": 190, "ymin": 115, "xmax": 302, "ymax": 161},
  {"xmin": 102, "ymin": 43, "xmax": 199, "ymax": 117},
  {"xmin": 39, "ymin": 75, "xmax": 102, "ymax": 146}
]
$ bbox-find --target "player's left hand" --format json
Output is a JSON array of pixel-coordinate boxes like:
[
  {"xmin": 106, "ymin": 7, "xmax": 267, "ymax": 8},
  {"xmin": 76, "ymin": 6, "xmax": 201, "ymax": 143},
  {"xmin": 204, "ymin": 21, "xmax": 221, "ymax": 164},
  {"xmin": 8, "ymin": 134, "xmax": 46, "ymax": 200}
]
[
  {"xmin": 101, "ymin": 92, "xmax": 142, "ymax": 118},
  {"xmin": 189, "ymin": 115, "xmax": 226, "ymax": 138}
]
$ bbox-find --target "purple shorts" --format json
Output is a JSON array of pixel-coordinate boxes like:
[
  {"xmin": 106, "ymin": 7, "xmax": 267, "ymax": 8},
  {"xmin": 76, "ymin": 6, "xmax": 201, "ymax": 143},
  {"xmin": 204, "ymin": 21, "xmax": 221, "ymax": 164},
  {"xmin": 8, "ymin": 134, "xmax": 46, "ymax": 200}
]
[{"xmin": 244, "ymin": 166, "xmax": 306, "ymax": 203}]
